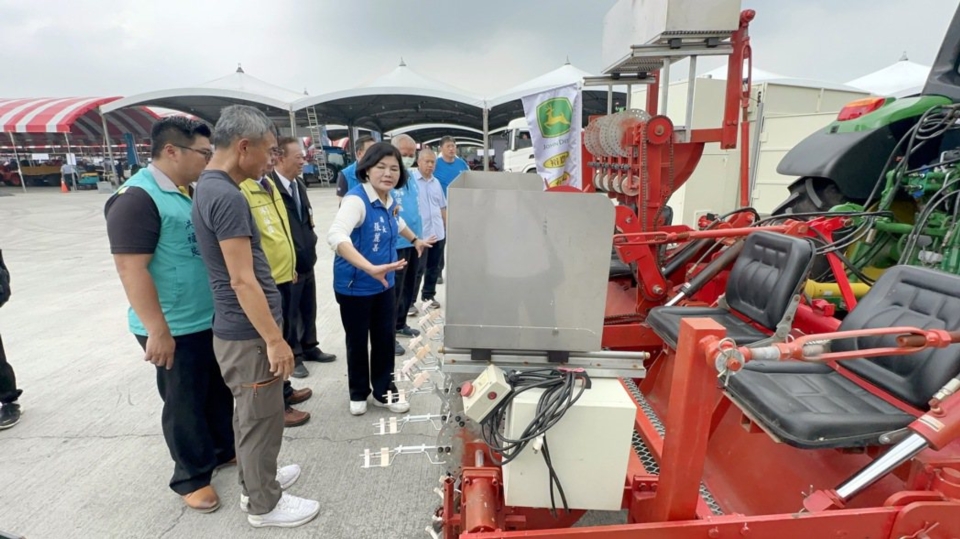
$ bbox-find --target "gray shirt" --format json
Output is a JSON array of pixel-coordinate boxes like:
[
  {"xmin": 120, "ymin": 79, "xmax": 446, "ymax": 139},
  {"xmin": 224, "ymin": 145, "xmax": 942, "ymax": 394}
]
[{"xmin": 191, "ymin": 169, "xmax": 282, "ymax": 341}]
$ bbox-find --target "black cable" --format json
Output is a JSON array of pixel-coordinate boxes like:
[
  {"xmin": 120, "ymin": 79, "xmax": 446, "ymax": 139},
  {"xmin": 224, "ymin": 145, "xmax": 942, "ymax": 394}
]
[
  {"xmin": 480, "ymin": 368, "xmax": 590, "ymax": 516},
  {"xmin": 899, "ymin": 175, "xmax": 960, "ymax": 264}
]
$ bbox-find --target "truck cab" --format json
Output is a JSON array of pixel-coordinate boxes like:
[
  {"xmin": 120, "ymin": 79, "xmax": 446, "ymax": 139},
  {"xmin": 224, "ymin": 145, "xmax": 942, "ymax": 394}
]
[{"xmin": 501, "ymin": 118, "xmax": 537, "ymax": 174}]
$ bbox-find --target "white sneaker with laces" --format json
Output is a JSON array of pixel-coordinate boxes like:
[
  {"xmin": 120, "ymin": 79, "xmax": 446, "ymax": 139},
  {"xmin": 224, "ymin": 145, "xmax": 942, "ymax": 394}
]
[
  {"xmin": 350, "ymin": 400, "xmax": 367, "ymax": 416},
  {"xmin": 372, "ymin": 398, "xmax": 410, "ymax": 414},
  {"xmin": 247, "ymin": 492, "xmax": 320, "ymax": 528},
  {"xmin": 239, "ymin": 464, "xmax": 301, "ymax": 512}
]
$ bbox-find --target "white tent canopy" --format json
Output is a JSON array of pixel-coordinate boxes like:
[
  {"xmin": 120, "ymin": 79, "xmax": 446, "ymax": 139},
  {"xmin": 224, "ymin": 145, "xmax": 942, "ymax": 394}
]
[
  {"xmin": 845, "ymin": 58, "xmax": 931, "ymax": 97},
  {"xmin": 484, "ymin": 62, "xmax": 629, "ymax": 130},
  {"xmin": 100, "ymin": 65, "xmax": 304, "ymax": 124},
  {"xmin": 486, "ymin": 62, "xmax": 604, "ymax": 109},
  {"xmin": 292, "ymin": 60, "xmax": 485, "ymax": 133}
]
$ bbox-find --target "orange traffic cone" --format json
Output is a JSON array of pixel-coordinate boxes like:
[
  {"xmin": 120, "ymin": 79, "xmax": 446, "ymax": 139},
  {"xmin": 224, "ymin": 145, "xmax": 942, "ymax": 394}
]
[{"xmin": 61, "ymin": 178, "xmax": 69, "ymax": 193}]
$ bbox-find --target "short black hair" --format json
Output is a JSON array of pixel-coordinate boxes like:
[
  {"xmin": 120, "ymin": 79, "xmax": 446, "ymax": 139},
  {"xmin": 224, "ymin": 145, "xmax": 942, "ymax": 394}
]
[
  {"xmin": 354, "ymin": 135, "xmax": 376, "ymax": 155},
  {"xmin": 356, "ymin": 141, "xmax": 408, "ymax": 189},
  {"xmin": 440, "ymin": 136, "xmax": 457, "ymax": 147},
  {"xmin": 277, "ymin": 136, "xmax": 300, "ymax": 155},
  {"xmin": 151, "ymin": 117, "xmax": 212, "ymax": 159}
]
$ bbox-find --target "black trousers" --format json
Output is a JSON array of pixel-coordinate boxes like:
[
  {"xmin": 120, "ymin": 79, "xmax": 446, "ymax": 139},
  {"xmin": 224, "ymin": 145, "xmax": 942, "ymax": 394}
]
[
  {"xmin": 277, "ymin": 280, "xmax": 300, "ymax": 407},
  {"xmin": 415, "ymin": 238, "xmax": 446, "ymax": 301},
  {"xmin": 0, "ymin": 333, "xmax": 21, "ymax": 404},
  {"xmin": 276, "ymin": 281, "xmax": 302, "ymax": 366},
  {"xmin": 291, "ymin": 270, "xmax": 319, "ymax": 353},
  {"xmin": 335, "ymin": 289, "xmax": 396, "ymax": 403},
  {"xmin": 135, "ymin": 329, "xmax": 235, "ymax": 496},
  {"xmin": 394, "ymin": 247, "xmax": 419, "ymax": 330}
]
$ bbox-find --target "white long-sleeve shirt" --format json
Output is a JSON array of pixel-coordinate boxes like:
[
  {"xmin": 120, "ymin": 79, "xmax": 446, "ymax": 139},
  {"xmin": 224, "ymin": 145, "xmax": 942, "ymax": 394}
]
[{"xmin": 327, "ymin": 182, "xmax": 408, "ymax": 250}]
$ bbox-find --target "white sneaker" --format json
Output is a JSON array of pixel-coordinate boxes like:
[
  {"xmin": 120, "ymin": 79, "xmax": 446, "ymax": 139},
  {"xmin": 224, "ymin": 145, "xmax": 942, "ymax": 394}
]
[
  {"xmin": 239, "ymin": 464, "xmax": 301, "ymax": 512},
  {"xmin": 350, "ymin": 400, "xmax": 367, "ymax": 416},
  {"xmin": 247, "ymin": 492, "xmax": 320, "ymax": 528},
  {"xmin": 372, "ymin": 399, "xmax": 410, "ymax": 414}
]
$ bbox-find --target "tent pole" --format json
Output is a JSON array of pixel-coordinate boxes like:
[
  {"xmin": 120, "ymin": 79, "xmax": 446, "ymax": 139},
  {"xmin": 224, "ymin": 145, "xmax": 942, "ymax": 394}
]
[
  {"xmin": 607, "ymin": 85, "xmax": 613, "ymax": 114},
  {"xmin": 100, "ymin": 109, "xmax": 117, "ymax": 185},
  {"xmin": 288, "ymin": 110, "xmax": 297, "ymax": 138},
  {"xmin": 482, "ymin": 107, "xmax": 489, "ymax": 171},
  {"xmin": 347, "ymin": 124, "xmax": 357, "ymax": 160},
  {"xmin": 8, "ymin": 132, "xmax": 26, "ymax": 193},
  {"xmin": 65, "ymin": 132, "xmax": 77, "ymax": 191}
]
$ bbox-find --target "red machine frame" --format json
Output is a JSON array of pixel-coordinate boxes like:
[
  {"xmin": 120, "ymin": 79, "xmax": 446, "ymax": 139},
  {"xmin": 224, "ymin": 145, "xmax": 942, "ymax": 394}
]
[
  {"xmin": 440, "ymin": 321, "xmax": 960, "ymax": 538},
  {"xmin": 436, "ymin": 7, "xmax": 960, "ymax": 539}
]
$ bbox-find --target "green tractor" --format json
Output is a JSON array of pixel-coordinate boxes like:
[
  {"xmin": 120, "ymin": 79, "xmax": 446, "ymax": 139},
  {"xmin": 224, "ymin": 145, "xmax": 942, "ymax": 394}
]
[{"xmin": 774, "ymin": 4, "xmax": 960, "ymax": 287}]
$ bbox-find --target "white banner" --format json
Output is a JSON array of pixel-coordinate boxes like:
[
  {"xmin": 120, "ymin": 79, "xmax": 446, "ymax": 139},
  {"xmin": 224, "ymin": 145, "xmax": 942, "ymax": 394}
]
[{"xmin": 521, "ymin": 83, "xmax": 582, "ymax": 189}]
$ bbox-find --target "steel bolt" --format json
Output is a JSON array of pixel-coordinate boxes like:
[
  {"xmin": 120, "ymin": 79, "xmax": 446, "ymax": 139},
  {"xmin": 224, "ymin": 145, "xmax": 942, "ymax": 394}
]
[
  {"xmin": 708, "ymin": 528, "xmax": 720, "ymax": 538},
  {"xmin": 652, "ymin": 285, "xmax": 664, "ymax": 295}
]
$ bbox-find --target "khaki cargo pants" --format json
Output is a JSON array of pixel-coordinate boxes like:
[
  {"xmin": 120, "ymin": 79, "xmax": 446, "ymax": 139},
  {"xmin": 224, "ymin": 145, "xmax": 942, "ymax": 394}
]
[{"xmin": 213, "ymin": 336, "xmax": 284, "ymax": 515}]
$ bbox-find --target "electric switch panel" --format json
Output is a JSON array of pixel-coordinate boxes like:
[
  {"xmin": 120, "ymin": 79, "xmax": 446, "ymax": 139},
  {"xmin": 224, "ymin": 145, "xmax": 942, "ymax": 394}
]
[{"xmin": 462, "ymin": 364, "xmax": 512, "ymax": 423}]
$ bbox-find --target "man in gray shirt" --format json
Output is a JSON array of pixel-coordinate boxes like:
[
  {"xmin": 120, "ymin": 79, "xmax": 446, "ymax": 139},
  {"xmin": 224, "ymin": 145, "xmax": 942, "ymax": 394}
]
[{"xmin": 191, "ymin": 105, "xmax": 320, "ymax": 529}]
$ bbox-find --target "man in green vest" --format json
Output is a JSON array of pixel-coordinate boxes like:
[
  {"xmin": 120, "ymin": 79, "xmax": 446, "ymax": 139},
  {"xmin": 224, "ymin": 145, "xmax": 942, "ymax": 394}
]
[{"xmin": 104, "ymin": 117, "xmax": 234, "ymax": 513}]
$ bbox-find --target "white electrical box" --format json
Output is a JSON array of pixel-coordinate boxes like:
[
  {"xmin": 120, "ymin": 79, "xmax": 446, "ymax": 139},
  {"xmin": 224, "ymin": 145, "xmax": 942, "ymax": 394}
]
[
  {"xmin": 463, "ymin": 365, "xmax": 512, "ymax": 423},
  {"xmin": 502, "ymin": 378, "xmax": 637, "ymax": 511}
]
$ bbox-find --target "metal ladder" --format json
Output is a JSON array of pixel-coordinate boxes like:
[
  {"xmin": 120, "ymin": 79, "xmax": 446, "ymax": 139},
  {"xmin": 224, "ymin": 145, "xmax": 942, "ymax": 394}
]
[{"xmin": 305, "ymin": 107, "xmax": 333, "ymax": 186}]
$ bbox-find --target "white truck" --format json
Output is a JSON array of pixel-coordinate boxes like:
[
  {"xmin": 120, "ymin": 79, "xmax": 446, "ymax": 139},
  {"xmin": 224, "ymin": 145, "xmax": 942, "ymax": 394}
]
[{"xmin": 501, "ymin": 118, "xmax": 538, "ymax": 174}]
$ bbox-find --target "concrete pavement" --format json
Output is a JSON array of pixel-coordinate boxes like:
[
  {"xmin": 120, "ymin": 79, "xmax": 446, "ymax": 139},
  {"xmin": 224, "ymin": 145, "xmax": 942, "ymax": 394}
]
[{"xmin": 0, "ymin": 185, "xmax": 448, "ymax": 539}]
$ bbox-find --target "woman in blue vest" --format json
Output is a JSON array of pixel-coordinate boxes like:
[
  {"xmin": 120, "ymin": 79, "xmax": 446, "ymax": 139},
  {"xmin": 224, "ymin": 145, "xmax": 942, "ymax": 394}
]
[{"xmin": 327, "ymin": 142, "xmax": 434, "ymax": 416}]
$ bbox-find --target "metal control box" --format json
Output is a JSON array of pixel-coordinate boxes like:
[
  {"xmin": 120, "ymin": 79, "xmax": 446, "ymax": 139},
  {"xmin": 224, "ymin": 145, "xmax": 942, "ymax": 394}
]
[
  {"xmin": 462, "ymin": 365, "xmax": 512, "ymax": 423},
  {"xmin": 601, "ymin": 0, "xmax": 742, "ymax": 73},
  {"xmin": 502, "ymin": 378, "xmax": 637, "ymax": 511}
]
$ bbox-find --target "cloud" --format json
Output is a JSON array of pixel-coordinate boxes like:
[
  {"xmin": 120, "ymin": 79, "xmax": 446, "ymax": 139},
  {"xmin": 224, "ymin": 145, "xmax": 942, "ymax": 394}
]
[{"xmin": 0, "ymin": 0, "xmax": 956, "ymax": 103}]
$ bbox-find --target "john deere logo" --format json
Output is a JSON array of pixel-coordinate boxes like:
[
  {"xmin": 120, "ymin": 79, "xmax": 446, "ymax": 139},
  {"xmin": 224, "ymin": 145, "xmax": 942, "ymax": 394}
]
[
  {"xmin": 537, "ymin": 98, "xmax": 573, "ymax": 138},
  {"xmin": 543, "ymin": 151, "xmax": 569, "ymax": 169},
  {"xmin": 548, "ymin": 172, "xmax": 570, "ymax": 188}
]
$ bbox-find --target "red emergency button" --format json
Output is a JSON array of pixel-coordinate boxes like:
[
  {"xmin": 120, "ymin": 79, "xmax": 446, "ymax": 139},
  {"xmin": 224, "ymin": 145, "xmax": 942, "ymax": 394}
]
[
  {"xmin": 488, "ymin": 392, "xmax": 498, "ymax": 400},
  {"xmin": 461, "ymin": 381, "xmax": 474, "ymax": 397}
]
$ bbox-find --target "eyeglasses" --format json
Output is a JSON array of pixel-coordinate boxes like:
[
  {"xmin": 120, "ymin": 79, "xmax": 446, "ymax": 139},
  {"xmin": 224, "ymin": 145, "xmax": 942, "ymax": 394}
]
[{"xmin": 173, "ymin": 144, "xmax": 213, "ymax": 162}]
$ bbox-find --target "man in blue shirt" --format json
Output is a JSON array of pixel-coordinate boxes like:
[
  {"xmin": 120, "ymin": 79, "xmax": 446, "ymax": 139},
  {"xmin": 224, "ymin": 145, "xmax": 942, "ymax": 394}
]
[
  {"xmin": 433, "ymin": 135, "xmax": 470, "ymax": 196},
  {"xmin": 430, "ymin": 136, "xmax": 468, "ymax": 283},
  {"xmin": 335, "ymin": 135, "xmax": 377, "ymax": 203},
  {"xmin": 389, "ymin": 134, "xmax": 428, "ymax": 356}
]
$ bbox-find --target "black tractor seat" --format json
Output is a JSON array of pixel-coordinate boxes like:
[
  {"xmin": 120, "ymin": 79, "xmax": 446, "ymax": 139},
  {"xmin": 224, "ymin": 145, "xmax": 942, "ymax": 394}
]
[
  {"xmin": 647, "ymin": 231, "xmax": 816, "ymax": 348},
  {"xmin": 725, "ymin": 265, "xmax": 960, "ymax": 449},
  {"xmin": 609, "ymin": 249, "xmax": 635, "ymax": 279}
]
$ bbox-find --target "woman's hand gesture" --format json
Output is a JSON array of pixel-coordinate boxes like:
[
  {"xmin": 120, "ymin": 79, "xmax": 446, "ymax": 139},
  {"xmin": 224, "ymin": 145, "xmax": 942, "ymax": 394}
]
[{"xmin": 367, "ymin": 259, "xmax": 407, "ymax": 288}]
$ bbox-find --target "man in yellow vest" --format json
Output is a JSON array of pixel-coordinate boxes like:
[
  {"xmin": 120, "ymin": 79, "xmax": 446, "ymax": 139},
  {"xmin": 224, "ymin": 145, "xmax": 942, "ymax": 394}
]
[{"xmin": 239, "ymin": 161, "xmax": 311, "ymax": 428}]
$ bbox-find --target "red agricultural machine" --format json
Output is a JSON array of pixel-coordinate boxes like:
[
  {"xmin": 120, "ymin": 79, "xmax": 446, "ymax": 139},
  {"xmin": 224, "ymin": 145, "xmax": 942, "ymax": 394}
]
[{"xmin": 365, "ymin": 2, "xmax": 960, "ymax": 538}]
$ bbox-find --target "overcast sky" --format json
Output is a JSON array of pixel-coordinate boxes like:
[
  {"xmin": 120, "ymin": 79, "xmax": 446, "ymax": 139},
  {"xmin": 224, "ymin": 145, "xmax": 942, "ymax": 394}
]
[{"xmin": 0, "ymin": 0, "xmax": 957, "ymax": 99}]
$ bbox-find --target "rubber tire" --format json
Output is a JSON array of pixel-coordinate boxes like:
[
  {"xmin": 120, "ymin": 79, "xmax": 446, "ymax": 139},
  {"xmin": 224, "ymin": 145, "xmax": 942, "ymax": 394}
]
[
  {"xmin": 771, "ymin": 177, "xmax": 847, "ymax": 216},
  {"xmin": 772, "ymin": 177, "xmax": 852, "ymax": 282}
]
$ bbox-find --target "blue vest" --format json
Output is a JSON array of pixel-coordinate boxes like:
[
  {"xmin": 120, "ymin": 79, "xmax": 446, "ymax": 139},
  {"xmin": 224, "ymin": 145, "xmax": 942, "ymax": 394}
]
[
  {"xmin": 119, "ymin": 169, "xmax": 214, "ymax": 336},
  {"xmin": 342, "ymin": 163, "xmax": 360, "ymax": 192},
  {"xmin": 334, "ymin": 185, "xmax": 399, "ymax": 296},
  {"xmin": 392, "ymin": 177, "xmax": 422, "ymax": 250}
]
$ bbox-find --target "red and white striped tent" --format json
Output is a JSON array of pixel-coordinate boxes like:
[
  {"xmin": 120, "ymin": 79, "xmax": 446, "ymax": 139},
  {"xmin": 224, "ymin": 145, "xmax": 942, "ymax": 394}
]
[{"xmin": 0, "ymin": 96, "xmax": 159, "ymax": 148}]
